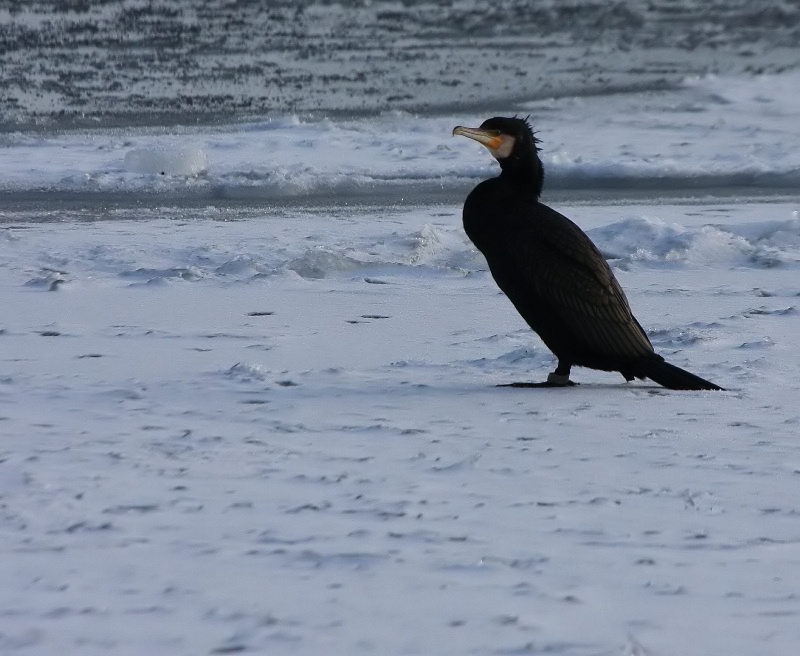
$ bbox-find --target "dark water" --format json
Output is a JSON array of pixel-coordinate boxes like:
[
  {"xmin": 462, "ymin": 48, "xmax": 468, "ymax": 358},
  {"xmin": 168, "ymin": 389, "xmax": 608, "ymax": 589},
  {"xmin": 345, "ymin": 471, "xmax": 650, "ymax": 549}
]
[{"xmin": 2, "ymin": 0, "xmax": 798, "ymax": 131}]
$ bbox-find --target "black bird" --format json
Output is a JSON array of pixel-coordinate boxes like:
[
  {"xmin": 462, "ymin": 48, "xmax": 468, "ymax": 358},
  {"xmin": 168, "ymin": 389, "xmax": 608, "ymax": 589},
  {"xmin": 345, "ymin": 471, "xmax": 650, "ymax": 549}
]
[{"xmin": 453, "ymin": 116, "xmax": 722, "ymax": 390}]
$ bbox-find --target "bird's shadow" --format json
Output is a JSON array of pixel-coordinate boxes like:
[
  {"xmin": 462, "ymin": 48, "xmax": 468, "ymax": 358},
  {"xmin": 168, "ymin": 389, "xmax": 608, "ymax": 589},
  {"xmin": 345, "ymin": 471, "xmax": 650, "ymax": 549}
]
[{"xmin": 497, "ymin": 381, "xmax": 732, "ymax": 393}]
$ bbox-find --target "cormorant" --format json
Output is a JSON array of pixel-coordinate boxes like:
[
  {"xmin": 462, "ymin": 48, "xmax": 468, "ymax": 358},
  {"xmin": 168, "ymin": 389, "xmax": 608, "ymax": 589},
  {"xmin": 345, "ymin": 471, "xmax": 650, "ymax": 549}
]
[{"xmin": 453, "ymin": 116, "xmax": 722, "ymax": 390}]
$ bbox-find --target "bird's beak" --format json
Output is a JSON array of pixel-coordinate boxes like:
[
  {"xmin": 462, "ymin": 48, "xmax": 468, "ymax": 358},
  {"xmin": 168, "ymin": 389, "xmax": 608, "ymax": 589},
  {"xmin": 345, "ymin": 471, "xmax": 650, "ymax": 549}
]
[
  {"xmin": 453, "ymin": 125, "xmax": 515, "ymax": 159},
  {"xmin": 452, "ymin": 126, "xmax": 504, "ymax": 151}
]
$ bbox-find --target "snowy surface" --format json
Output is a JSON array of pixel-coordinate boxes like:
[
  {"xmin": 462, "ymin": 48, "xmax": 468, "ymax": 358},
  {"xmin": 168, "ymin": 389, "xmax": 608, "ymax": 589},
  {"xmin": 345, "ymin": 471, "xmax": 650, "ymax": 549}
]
[
  {"xmin": 2, "ymin": 6, "xmax": 800, "ymax": 654},
  {"xmin": 3, "ymin": 197, "xmax": 800, "ymax": 655}
]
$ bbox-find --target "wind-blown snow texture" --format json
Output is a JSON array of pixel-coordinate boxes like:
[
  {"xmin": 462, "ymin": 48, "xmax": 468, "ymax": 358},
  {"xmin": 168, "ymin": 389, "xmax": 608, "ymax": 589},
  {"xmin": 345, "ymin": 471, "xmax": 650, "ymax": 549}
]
[{"xmin": 2, "ymin": 3, "xmax": 800, "ymax": 656}]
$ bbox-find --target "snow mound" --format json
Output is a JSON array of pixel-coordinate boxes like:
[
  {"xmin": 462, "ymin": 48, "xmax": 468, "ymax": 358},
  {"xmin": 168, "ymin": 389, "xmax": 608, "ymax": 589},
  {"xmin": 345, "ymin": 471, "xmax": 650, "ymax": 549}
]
[
  {"xmin": 124, "ymin": 146, "xmax": 208, "ymax": 176},
  {"xmin": 590, "ymin": 215, "xmax": 800, "ymax": 267}
]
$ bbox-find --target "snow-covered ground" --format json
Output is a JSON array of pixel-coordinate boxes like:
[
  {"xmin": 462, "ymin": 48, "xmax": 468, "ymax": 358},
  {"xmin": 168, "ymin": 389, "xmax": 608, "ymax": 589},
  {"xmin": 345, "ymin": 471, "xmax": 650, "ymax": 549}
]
[
  {"xmin": 3, "ymin": 194, "xmax": 800, "ymax": 655},
  {"xmin": 2, "ymin": 34, "xmax": 800, "ymax": 656}
]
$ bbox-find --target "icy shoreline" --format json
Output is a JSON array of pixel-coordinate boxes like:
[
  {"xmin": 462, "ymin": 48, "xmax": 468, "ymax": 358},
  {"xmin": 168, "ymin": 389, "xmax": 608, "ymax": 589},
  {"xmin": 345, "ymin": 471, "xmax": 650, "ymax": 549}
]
[{"xmin": 2, "ymin": 70, "xmax": 799, "ymax": 206}]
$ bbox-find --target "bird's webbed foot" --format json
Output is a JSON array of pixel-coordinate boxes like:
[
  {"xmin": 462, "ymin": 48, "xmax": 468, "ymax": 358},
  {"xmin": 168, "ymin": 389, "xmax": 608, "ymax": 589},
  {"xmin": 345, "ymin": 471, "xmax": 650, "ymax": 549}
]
[
  {"xmin": 545, "ymin": 372, "xmax": 575, "ymax": 386},
  {"xmin": 546, "ymin": 361, "xmax": 574, "ymax": 386},
  {"xmin": 496, "ymin": 362, "xmax": 576, "ymax": 388}
]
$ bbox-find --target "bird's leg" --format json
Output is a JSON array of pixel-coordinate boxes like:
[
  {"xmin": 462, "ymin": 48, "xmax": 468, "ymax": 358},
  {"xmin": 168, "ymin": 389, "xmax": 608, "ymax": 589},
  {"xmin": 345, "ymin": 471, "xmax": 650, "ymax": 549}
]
[{"xmin": 546, "ymin": 361, "xmax": 574, "ymax": 386}]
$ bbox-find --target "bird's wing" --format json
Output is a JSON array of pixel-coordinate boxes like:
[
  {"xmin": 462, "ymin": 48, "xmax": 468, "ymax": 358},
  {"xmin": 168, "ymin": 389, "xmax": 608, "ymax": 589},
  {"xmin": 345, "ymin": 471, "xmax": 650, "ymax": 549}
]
[{"xmin": 507, "ymin": 204, "xmax": 652, "ymax": 358}]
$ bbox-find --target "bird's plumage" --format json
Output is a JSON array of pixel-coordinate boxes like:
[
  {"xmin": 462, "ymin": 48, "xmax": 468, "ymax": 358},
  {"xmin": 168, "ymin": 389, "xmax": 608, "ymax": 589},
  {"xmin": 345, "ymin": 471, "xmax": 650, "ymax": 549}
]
[{"xmin": 454, "ymin": 116, "xmax": 722, "ymax": 390}]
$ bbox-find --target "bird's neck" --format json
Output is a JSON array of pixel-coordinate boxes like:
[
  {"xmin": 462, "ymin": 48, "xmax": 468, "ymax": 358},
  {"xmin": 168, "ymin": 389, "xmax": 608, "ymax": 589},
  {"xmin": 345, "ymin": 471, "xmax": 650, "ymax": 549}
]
[{"xmin": 499, "ymin": 153, "xmax": 544, "ymax": 198}]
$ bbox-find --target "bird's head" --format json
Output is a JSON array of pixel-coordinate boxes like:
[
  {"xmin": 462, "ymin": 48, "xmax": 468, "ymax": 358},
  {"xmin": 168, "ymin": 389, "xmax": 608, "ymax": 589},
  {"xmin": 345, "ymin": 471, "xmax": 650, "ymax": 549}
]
[
  {"xmin": 453, "ymin": 116, "xmax": 543, "ymax": 193},
  {"xmin": 452, "ymin": 116, "xmax": 539, "ymax": 162}
]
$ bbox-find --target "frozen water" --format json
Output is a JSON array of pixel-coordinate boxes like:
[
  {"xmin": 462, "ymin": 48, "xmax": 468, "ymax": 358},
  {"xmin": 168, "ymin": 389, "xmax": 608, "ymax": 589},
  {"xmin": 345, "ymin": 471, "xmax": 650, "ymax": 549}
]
[
  {"xmin": 1, "ymin": 3, "xmax": 800, "ymax": 655},
  {"xmin": 2, "ymin": 0, "xmax": 799, "ymax": 128},
  {"xmin": 1, "ymin": 70, "xmax": 799, "ymax": 202}
]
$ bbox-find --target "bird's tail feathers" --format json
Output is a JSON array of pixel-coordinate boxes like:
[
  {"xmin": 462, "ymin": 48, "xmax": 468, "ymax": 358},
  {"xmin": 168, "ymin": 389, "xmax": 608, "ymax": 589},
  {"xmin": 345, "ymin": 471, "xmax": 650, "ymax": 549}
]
[{"xmin": 644, "ymin": 359, "xmax": 723, "ymax": 391}]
